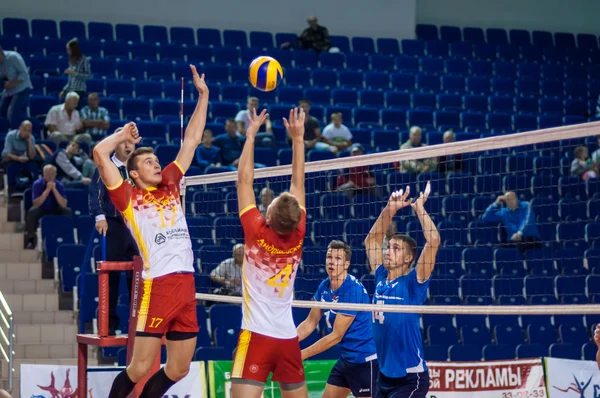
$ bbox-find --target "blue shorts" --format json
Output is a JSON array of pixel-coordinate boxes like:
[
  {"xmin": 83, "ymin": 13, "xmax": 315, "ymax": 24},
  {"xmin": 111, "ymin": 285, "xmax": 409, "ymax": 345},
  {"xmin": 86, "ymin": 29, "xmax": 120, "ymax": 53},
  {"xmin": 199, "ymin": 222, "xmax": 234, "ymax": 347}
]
[
  {"xmin": 327, "ymin": 357, "xmax": 379, "ymax": 397},
  {"xmin": 375, "ymin": 371, "xmax": 429, "ymax": 398}
]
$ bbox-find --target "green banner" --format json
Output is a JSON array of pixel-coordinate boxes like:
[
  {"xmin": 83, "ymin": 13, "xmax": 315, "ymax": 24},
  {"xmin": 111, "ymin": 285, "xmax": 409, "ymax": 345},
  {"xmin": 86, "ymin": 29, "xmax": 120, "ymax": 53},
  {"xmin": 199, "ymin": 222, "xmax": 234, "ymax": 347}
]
[{"xmin": 208, "ymin": 360, "xmax": 337, "ymax": 398}]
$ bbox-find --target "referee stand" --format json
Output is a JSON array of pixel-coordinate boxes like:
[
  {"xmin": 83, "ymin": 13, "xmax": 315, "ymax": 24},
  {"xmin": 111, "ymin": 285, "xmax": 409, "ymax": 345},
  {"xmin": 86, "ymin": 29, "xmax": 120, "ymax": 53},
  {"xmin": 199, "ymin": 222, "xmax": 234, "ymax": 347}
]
[{"xmin": 76, "ymin": 256, "xmax": 165, "ymax": 398}]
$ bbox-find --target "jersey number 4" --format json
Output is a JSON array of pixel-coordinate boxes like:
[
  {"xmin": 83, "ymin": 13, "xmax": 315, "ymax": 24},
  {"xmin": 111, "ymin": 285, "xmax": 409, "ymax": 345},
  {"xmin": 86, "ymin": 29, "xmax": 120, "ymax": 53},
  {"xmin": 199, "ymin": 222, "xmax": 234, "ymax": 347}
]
[
  {"xmin": 267, "ymin": 264, "xmax": 293, "ymax": 298},
  {"xmin": 373, "ymin": 300, "xmax": 385, "ymax": 324}
]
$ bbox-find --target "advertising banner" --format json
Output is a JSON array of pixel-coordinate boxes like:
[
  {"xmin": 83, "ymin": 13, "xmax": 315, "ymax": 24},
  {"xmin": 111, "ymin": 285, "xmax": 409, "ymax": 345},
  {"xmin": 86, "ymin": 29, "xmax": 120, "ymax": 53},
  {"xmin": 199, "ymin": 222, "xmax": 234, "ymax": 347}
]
[
  {"xmin": 426, "ymin": 359, "xmax": 546, "ymax": 398},
  {"xmin": 545, "ymin": 357, "xmax": 600, "ymax": 397}
]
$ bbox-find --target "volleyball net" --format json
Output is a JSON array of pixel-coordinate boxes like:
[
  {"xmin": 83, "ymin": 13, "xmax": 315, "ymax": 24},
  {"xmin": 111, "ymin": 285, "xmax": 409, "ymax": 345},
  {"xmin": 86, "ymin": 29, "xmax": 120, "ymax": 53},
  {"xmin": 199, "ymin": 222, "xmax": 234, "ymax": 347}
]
[{"xmin": 185, "ymin": 121, "xmax": 600, "ymax": 320}]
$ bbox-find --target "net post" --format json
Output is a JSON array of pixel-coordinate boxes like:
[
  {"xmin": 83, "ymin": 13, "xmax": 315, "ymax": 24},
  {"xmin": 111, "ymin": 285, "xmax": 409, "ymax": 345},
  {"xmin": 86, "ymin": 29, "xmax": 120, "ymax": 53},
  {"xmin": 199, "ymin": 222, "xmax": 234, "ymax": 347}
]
[
  {"xmin": 97, "ymin": 262, "xmax": 109, "ymax": 337},
  {"xmin": 77, "ymin": 341, "xmax": 88, "ymax": 398}
]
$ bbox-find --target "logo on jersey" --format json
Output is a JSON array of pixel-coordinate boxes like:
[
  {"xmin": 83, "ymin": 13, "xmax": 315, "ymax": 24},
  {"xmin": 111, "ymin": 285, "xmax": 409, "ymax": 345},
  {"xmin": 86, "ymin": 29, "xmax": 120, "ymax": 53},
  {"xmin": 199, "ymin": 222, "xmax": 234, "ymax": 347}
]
[
  {"xmin": 155, "ymin": 233, "xmax": 166, "ymax": 244},
  {"xmin": 249, "ymin": 365, "xmax": 259, "ymax": 373}
]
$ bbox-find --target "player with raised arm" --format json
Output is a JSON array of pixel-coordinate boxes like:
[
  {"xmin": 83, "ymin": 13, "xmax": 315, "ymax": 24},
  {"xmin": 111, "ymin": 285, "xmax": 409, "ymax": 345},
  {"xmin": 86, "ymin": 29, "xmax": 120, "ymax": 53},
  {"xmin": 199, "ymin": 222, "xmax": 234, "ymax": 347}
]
[
  {"xmin": 232, "ymin": 108, "xmax": 308, "ymax": 398},
  {"xmin": 97, "ymin": 65, "xmax": 209, "ymax": 398},
  {"xmin": 364, "ymin": 185, "xmax": 440, "ymax": 398},
  {"xmin": 297, "ymin": 240, "xmax": 378, "ymax": 398}
]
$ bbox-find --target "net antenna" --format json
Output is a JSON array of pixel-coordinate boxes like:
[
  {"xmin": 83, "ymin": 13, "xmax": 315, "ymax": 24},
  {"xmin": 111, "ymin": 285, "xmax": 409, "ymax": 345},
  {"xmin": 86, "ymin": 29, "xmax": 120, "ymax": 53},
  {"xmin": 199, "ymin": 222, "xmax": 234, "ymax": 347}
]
[
  {"xmin": 180, "ymin": 77, "xmax": 184, "ymax": 146},
  {"xmin": 188, "ymin": 121, "xmax": 600, "ymax": 316}
]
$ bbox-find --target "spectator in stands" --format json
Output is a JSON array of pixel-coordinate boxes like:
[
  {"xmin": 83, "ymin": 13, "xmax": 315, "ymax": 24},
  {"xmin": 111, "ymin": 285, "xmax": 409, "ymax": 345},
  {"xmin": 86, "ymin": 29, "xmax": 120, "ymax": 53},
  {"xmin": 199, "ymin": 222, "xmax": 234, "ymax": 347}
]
[
  {"xmin": 210, "ymin": 243, "xmax": 244, "ymax": 296},
  {"xmin": 80, "ymin": 93, "xmax": 110, "ymax": 140},
  {"xmin": 258, "ymin": 187, "xmax": 274, "ymax": 217},
  {"xmin": 398, "ymin": 126, "xmax": 437, "ymax": 173},
  {"xmin": 51, "ymin": 140, "xmax": 94, "ymax": 187},
  {"xmin": 438, "ymin": 130, "xmax": 462, "ymax": 173},
  {"xmin": 45, "ymin": 92, "xmax": 90, "ymax": 146},
  {"xmin": 1, "ymin": 120, "xmax": 37, "ymax": 186},
  {"xmin": 235, "ymin": 97, "xmax": 272, "ymax": 133},
  {"xmin": 196, "ymin": 129, "xmax": 221, "ymax": 167},
  {"xmin": 482, "ymin": 191, "xmax": 541, "ymax": 254},
  {"xmin": 60, "ymin": 39, "xmax": 91, "ymax": 101},
  {"xmin": 25, "ymin": 164, "xmax": 72, "ymax": 248},
  {"xmin": 0, "ymin": 45, "xmax": 33, "ymax": 129},
  {"xmin": 296, "ymin": 99, "xmax": 322, "ymax": 150},
  {"xmin": 320, "ymin": 112, "xmax": 353, "ymax": 154},
  {"xmin": 89, "ymin": 130, "xmax": 138, "ymax": 335},
  {"xmin": 336, "ymin": 144, "xmax": 379, "ymax": 199},
  {"xmin": 571, "ymin": 146, "xmax": 598, "ymax": 181},
  {"xmin": 592, "ymin": 135, "xmax": 600, "ymax": 164},
  {"xmin": 236, "ymin": 120, "xmax": 246, "ymax": 137},
  {"xmin": 214, "ymin": 119, "xmax": 244, "ymax": 167},
  {"xmin": 281, "ymin": 16, "xmax": 331, "ymax": 53}
]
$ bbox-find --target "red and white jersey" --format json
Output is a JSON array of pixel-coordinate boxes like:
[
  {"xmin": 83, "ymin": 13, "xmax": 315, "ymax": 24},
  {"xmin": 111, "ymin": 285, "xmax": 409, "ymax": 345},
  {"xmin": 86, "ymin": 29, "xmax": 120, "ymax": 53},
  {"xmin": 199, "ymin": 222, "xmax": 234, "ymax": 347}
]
[
  {"xmin": 239, "ymin": 205, "xmax": 306, "ymax": 339},
  {"xmin": 108, "ymin": 162, "xmax": 194, "ymax": 279}
]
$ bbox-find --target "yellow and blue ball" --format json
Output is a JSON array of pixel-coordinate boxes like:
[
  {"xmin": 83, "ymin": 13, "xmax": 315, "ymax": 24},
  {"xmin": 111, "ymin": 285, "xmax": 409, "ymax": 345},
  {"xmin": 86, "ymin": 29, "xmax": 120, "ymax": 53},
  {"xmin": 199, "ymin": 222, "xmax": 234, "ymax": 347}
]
[{"xmin": 248, "ymin": 56, "xmax": 283, "ymax": 92}]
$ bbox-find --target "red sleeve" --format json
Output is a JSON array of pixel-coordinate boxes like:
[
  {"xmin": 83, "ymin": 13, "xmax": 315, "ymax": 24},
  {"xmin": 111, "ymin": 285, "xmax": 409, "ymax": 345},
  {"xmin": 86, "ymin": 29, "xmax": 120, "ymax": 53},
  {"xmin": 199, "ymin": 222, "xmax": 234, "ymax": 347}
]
[
  {"xmin": 296, "ymin": 207, "xmax": 307, "ymax": 239},
  {"xmin": 161, "ymin": 162, "xmax": 184, "ymax": 192},
  {"xmin": 239, "ymin": 205, "xmax": 265, "ymax": 241},
  {"xmin": 107, "ymin": 180, "xmax": 133, "ymax": 212}
]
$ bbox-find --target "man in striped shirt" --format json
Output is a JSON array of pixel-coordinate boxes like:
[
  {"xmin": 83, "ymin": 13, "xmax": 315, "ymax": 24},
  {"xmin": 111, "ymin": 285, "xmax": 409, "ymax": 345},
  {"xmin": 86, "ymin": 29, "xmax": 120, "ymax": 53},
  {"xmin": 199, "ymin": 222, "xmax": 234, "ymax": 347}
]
[{"xmin": 80, "ymin": 93, "xmax": 110, "ymax": 140}]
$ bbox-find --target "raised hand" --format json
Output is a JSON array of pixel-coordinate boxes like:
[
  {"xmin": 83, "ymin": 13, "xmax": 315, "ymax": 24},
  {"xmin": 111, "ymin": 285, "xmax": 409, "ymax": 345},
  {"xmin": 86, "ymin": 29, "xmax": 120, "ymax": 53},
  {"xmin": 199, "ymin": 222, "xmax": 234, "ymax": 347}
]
[
  {"xmin": 246, "ymin": 109, "xmax": 269, "ymax": 139},
  {"xmin": 120, "ymin": 122, "xmax": 142, "ymax": 145},
  {"xmin": 595, "ymin": 324, "xmax": 600, "ymax": 347},
  {"xmin": 189, "ymin": 65, "xmax": 208, "ymax": 96},
  {"xmin": 387, "ymin": 187, "xmax": 412, "ymax": 213},
  {"xmin": 283, "ymin": 107, "xmax": 306, "ymax": 140},
  {"xmin": 411, "ymin": 181, "xmax": 431, "ymax": 210}
]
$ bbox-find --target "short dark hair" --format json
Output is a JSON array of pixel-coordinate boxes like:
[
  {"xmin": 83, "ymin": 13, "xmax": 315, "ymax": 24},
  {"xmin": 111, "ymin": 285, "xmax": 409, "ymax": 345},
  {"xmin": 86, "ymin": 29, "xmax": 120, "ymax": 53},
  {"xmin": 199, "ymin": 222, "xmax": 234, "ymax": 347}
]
[
  {"xmin": 574, "ymin": 146, "xmax": 588, "ymax": 159},
  {"xmin": 226, "ymin": 118, "xmax": 236, "ymax": 124},
  {"xmin": 127, "ymin": 147, "xmax": 155, "ymax": 171},
  {"xmin": 67, "ymin": 38, "xmax": 83, "ymax": 64},
  {"xmin": 328, "ymin": 240, "xmax": 351, "ymax": 263},
  {"xmin": 299, "ymin": 99, "xmax": 310, "ymax": 106},
  {"xmin": 389, "ymin": 234, "xmax": 417, "ymax": 264},
  {"xmin": 270, "ymin": 192, "xmax": 302, "ymax": 235}
]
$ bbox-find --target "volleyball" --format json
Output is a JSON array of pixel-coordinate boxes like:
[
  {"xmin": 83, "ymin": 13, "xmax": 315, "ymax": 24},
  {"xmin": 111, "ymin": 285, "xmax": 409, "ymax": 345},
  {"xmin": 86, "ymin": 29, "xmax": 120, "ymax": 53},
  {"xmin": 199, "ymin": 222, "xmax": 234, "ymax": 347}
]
[{"xmin": 248, "ymin": 56, "xmax": 283, "ymax": 92}]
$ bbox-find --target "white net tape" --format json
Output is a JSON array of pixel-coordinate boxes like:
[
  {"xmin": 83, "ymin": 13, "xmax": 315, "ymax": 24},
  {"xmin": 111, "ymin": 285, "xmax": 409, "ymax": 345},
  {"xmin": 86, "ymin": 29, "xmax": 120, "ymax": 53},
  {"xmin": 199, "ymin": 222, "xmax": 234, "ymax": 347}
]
[{"xmin": 189, "ymin": 121, "xmax": 600, "ymax": 316}]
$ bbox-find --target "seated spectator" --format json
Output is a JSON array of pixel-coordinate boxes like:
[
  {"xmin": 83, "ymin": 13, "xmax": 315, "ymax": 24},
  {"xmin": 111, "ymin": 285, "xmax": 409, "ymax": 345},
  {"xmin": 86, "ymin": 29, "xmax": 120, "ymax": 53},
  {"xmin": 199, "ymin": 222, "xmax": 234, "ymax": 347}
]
[
  {"xmin": 335, "ymin": 144, "xmax": 380, "ymax": 199},
  {"xmin": 25, "ymin": 164, "xmax": 72, "ymax": 248},
  {"xmin": 213, "ymin": 120, "xmax": 244, "ymax": 167},
  {"xmin": 50, "ymin": 140, "xmax": 94, "ymax": 187},
  {"xmin": 259, "ymin": 187, "xmax": 274, "ymax": 217},
  {"xmin": 294, "ymin": 99, "xmax": 321, "ymax": 150},
  {"xmin": 320, "ymin": 112, "xmax": 353, "ymax": 154},
  {"xmin": 80, "ymin": 93, "xmax": 110, "ymax": 140},
  {"xmin": 0, "ymin": 45, "xmax": 33, "ymax": 129},
  {"xmin": 236, "ymin": 120, "xmax": 247, "ymax": 137},
  {"xmin": 397, "ymin": 126, "xmax": 437, "ymax": 173},
  {"xmin": 45, "ymin": 92, "xmax": 90, "ymax": 146},
  {"xmin": 1, "ymin": 120, "xmax": 37, "ymax": 187},
  {"xmin": 571, "ymin": 146, "xmax": 598, "ymax": 181},
  {"xmin": 195, "ymin": 129, "xmax": 221, "ymax": 167},
  {"xmin": 482, "ymin": 191, "xmax": 541, "ymax": 254},
  {"xmin": 60, "ymin": 39, "xmax": 91, "ymax": 101},
  {"xmin": 235, "ymin": 97, "xmax": 272, "ymax": 133},
  {"xmin": 281, "ymin": 16, "xmax": 331, "ymax": 53},
  {"xmin": 210, "ymin": 244, "xmax": 244, "ymax": 296},
  {"xmin": 438, "ymin": 130, "xmax": 463, "ymax": 173},
  {"xmin": 592, "ymin": 135, "xmax": 600, "ymax": 164}
]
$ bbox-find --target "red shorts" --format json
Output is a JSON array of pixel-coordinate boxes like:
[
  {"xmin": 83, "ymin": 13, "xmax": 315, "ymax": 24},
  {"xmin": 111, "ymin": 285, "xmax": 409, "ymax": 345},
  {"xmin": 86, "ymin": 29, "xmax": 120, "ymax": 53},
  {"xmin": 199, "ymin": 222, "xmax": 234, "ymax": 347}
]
[
  {"xmin": 231, "ymin": 330, "xmax": 305, "ymax": 384},
  {"xmin": 135, "ymin": 273, "xmax": 198, "ymax": 337}
]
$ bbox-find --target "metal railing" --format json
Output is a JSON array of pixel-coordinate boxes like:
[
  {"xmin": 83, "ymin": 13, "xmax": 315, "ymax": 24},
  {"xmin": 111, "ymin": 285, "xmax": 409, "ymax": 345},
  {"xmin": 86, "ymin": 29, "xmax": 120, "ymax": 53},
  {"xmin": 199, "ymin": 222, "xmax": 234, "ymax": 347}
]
[{"xmin": 0, "ymin": 291, "xmax": 14, "ymax": 393}]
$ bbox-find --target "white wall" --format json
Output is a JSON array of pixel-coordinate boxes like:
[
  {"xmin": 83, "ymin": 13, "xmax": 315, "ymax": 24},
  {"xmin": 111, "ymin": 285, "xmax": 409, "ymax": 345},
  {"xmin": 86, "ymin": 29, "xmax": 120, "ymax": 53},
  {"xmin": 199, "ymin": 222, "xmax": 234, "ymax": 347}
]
[
  {"xmin": 0, "ymin": 0, "xmax": 417, "ymax": 39},
  {"xmin": 417, "ymin": 0, "xmax": 600, "ymax": 35}
]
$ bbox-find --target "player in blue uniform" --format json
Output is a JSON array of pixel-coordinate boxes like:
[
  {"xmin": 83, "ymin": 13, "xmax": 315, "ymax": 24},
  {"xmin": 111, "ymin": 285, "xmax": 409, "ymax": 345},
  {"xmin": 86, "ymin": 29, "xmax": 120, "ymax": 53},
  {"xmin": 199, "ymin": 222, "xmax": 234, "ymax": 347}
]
[
  {"xmin": 297, "ymin": 240, "xmax": 379, "ymax": 398},
  {"xmin": 364, "ymin": 185, "xmax": 440, "ymax": 398}
]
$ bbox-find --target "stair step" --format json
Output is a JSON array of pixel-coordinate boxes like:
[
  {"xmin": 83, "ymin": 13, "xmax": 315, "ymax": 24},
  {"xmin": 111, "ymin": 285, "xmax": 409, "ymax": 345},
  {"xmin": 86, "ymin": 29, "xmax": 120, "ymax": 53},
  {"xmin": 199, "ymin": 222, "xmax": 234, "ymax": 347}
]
[
  {"xmin": 14, "ymin": 324, "xmax": 78, "ymax": 344},
  {"xmin": 13, "ymin": 343, "xmax": 78, "ymax": 359},
  {"xmin": 12, "ymin": 310, "xmax": 74, "ymax": 325},
  {"xmin": 0, "ymin": 279, "xmax": 55, "ymax": 294},
  {"xmin": 0, "ymin": 233, "xmax": 24, "ymax": 251},
  {"xmin": 4, "ymin": 294, "xmax": 58, "ymax": 312},
  {"xmin": 0, "ymin": 263, "xmax": 41, "ymax": 280},
  {"xmin": 0, "ymin": 221, "xmax": 17, "ymax": 233},
  {"xmin": 0, "ymin": 250, "xmax": 38, "ymax": 263}
]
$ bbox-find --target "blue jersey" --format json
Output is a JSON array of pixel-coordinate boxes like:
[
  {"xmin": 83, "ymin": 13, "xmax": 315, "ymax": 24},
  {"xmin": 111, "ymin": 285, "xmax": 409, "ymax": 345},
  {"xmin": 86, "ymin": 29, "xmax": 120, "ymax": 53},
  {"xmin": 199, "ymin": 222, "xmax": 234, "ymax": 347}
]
[
  {"xmin": 314, "ymin": 274, "xmax": 377, "ymax": 364},
  {"xmin": 373, "ymin": 266, "xmax": 429, "ymax": 378}
]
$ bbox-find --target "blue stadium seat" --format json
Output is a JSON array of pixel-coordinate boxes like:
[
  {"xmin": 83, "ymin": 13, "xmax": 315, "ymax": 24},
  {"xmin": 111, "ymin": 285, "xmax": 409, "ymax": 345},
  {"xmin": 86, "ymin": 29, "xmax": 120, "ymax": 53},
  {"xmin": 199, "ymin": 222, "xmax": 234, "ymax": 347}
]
[
  {"xmin": 115, "ymin": 23, "xmax": 141, "ymax": 42},
  {"xmin": 489, "ymin": 95, "xmax": 514, "ymax": 113},
  {"xmin": 214, "ymin": 326, "xmax": 240, "ymax": 353},
  {"xmin": 168, "ymin": 27, "xmax": 195, "ymax": 45},
  {"xmin": 463, "ymin": 247, "xmax": 494, "ymax": 276},
  {"xmin": 376, "ymin": 38, "xmax": 400, "ymax": 56},
  {"xmin": 312, "ymin": 220, "xmax": 345, "ymax": 246},
  {"xmin": 88, "ymin": 22, "xmax": 113, "ymax": 41},
  {"xmin": 527, "ymin": 322, "xmax": 558, "ymax": 347},
  {"xmin": 390, "ymin": 73, "xmax": 415, "ymax": 92},
  {"xmin": 31, "ymin": 19, "xmax": 58, "ymax": 39},
  {"xmin": 416, "ymin": 24, "xmax": 438, "ymax": 40},
  {"xmin": 221, "ymin": 30, "xmax": 247, "ymax": 48},
  {"xmin": 492, "ymin": 276, "xmax": 525, "ymax": 298},
  {"xmin": 440, "ymin": 26, "xmax": 462, "ymax": 42},
  {"xmin": 401, "ymin": 40, "xmax": 425, "ymax": 57},
  {"xmin": 57, "ymin": 244, "xmax": 87, "ymax": 292},
  {"xmin": 141, "ymin": 25, "xmax": 168, "ymax": 44},
  {"xmin": 428, "ymin": 325, "xmax": 458, "ymax": 347},
  {"xmin": 436, "ymin": 247, "xmax": 464, "ymax": 277},
  {"xmin": 75, "ymin": 215, "xmax": 98, "ymax": 247},
  {"xmin": 449, "ymin": 344, "xmax": 481, "ymax": 361},
  {"xmin": 483, "ymin": 344, "xmax": 516, "ymax": 360},
  {"xmin": 41, "ymin": 216, "xmax": 75, "ymax": 261},
  {"xmin": 65, "ymin": 189, "xmax": 89, "ymax": 217},
  {"xmin": 248, "ymin": 31, "xmax": 273, "ymax": 49},
  {"xmin": 344, "ymin": 53, "xmax": 369, "ymax": 72},
  {"xmin": 463, "ymin": 94, "xmax": 487, "ymax": 112},
  {"xmin": 549, "ymin": 343, "xmax": 580, "ymax": 360},
  {"xmin": 494, "ymin": 324, "xmax": 526, "ymax": 345},
  {"xmin": 416, "ymin": 74, "xmax": 440, "ymax": 92},
  {"xmin": 352, "ymin": 37, "xmax": 375, "ymax": 54},
  {"xmin": 426, "ymin": 40, "xmax": 449, "ymax": 58},
  {"xmin": 516, "ymin": 343, "xmax": 546, "ymax": 359},
  {"xmin": 429, "ymin": 276, "xmax": 460, "ymax": 297},
  {"xmin": 468, "ymin": 221, "xmax": 500, "ymax": 246},
  {"xmin": 533, "ymin": 30, "xmax": 554, "ymax": 47},
  {"xmin": 460, "ymin": 274, "xmax": 492, "ymax": 297},
  {"xmin": 557, "ymin": 222, "xmax": 586, "ymax": 249},
  {"xmin": 487, "ymin": 28, "xmax": 509, "ymax": 45},
  {"xmin": 464, "ymin": 27, "xmax": 485, "ymax": 43},
  {"xmin": 556, "ymin": 275, "xmax": 587, "ymax": 297},
  {"xmin": 559, "ymin": 324, "xmax": 588, "ymax": 344}
]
